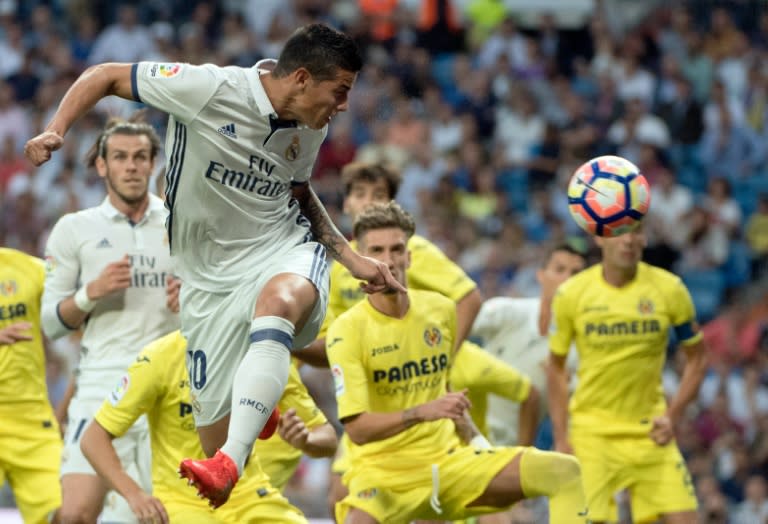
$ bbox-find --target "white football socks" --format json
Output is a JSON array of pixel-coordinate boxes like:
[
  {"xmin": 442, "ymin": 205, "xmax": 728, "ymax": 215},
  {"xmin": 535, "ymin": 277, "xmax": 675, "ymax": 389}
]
[{"xmin": 220, "ymin": 316, "xmax": 292, "ymax": 474}]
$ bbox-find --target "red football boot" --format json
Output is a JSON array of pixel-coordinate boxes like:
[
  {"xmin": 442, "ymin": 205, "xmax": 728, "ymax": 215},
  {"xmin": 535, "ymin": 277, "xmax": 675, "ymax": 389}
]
[{"xmin": 179, "ymin": 450, "xmax": 238, "ymax": 508}]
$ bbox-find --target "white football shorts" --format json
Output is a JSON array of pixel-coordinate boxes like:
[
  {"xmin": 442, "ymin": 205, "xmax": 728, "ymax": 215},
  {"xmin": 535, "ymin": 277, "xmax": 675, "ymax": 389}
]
[{"xmin": 180, "ymin": 241, "xmax": 329, "ymax": 426}]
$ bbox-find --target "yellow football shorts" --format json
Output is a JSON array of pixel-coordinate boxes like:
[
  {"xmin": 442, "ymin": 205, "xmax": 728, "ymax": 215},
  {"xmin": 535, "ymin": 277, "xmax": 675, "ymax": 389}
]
[
  {"xmin": 336, "ymin": 444, "xmax": 523, "ymax": 523},
  {"xmin": 331, "ymin": 432, "xmax": 353, "ymax": 475},
  {"xmin": 164, "ymin": 503, "xmax": 226, "ymax": 524},
  {"xmin": 0, "ymin": 406, "xmax": 62, "ymax": 524},
  {"xmin": 220, "ymin": 481, "xmax": 307, "ymax": 523},
  {"xmin": 571, "ymin": 430, "xmax": 697, "ymax": 522}
]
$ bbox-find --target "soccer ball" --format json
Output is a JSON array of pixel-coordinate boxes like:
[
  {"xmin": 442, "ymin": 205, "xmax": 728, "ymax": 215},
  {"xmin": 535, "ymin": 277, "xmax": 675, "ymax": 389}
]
[{"xmin": 567, "ymin": 155, "xmax": 651, "ymax": 237}]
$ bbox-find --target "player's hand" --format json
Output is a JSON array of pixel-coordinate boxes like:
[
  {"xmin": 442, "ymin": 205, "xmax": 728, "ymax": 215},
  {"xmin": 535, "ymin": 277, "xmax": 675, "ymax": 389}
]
[
  {"xmin": 650, "ymin": 415, "xmax": 674, "ymax": 446},
  {"xmin": 278, "ymin": 408, "xmax": 310, "ymax": 449},
  {"xmin": 165, "ymin": 275, "xmax": 181, "ymax": 313},
  {"xmin": 24, "ymin": 130, "xmax": 64, "ymax": 166},
  {"xmin": 126, "ymin": 489, "xmax": 169, "ymax": 524},
  {"xmin": 421, "ymin": 390, "xmax": 471, "ymax": 422},
  {"xmin": 0, "ymin": 322, "xmax": 34, "ymax": 345},
  {"xmin": 90, "ymin": 255, "xmax": 132, "ymax": 299},
  {"xmin": 349, "ymin": 254, "xmax": 406, "ymax": 294}
]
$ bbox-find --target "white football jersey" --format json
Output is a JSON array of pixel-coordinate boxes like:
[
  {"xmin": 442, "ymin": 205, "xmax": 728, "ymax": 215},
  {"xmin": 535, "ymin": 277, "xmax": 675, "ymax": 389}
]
[
  {"xmin": 132, "ymin": 60, "xmax": 328, "ymax": 291},
  {"xmin": 471, "ymin": 297, "xmax": 578, "ymax": 445},
  {"xmin": 42, "ymin": 195, "xmax": 179, "ymax": 398}
]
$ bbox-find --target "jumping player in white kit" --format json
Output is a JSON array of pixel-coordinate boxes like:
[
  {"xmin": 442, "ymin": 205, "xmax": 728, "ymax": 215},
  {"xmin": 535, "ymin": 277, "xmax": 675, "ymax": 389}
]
[
  {"xmin": 25, "ymin": 23, "xmax": 402, "ymax": 509},
  {"xmin": 39, "ymin": 116, "xmax": 180, "ymax": 523}
]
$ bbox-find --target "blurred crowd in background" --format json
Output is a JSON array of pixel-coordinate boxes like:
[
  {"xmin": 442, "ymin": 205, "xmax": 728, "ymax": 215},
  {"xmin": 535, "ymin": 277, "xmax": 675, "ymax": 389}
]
[{"xmin": 1, "ymin": 0, "xmax": 768, "ymax": 521}]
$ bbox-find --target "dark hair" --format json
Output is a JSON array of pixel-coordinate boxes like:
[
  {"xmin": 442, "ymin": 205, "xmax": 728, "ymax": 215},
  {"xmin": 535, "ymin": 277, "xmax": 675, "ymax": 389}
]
[
  {"xmin": 353, "ymin": 201, "xmax": 415, "ymax": 241},
  {"xmin": 341, "ymin": 162, "xmax": 401, "ymax": 199},
  {"xmin": 272, "ymin": 23, "xmax": 363, "ymax": 81},
  {"xmin": 542, "ymin": 243, "xmax": 587, "ymax": 267},
  {"xmin": 85, "ymin": 110, "xmax": 161, "ymax": 167}
]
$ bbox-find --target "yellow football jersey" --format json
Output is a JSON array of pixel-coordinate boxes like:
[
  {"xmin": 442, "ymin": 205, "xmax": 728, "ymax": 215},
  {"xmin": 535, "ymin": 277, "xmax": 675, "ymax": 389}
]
[
  {"xmin": 259, "ymin": 362, "xmax": 329, "ymax": 491},
  {"xmin": 0, "ymin": 248, "xmax": 52, "ymax": 411},
  {"xmin": 327, "ymin": 289, "xmax": 459, "ymax": 469},
  {"xmin": 94, "ymin": 331, "xmax": 275, "ymax": 516},
  {"xmin": 549, "ymin": 262, "xmax": 702, "ymax": 436}
]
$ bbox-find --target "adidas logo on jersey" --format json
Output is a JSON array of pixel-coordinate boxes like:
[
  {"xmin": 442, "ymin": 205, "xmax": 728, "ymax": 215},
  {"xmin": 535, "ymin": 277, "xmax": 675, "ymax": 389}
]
[
  {"xmin": 217, "ymin": 123, "xmax": 237, "ymax": 139},
  {"xmin": 96, "ymin": 238, "xmax": 112, "ymax": 248}
]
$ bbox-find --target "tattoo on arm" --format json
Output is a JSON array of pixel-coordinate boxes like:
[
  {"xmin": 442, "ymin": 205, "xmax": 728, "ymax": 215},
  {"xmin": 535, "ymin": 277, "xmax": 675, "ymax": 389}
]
[
  {"xmin": 403, "ymin": 407, "xmax": 420, "ymax": 428},
  {"xmin": 295, "ymin": 183, "xmax": 346, "ymax": 260}
]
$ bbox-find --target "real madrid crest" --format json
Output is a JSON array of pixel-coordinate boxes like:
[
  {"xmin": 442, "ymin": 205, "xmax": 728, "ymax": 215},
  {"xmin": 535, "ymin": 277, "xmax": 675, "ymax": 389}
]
[{"xmin": 285, "ymin": 135, "xmax": 300, "ymax": 161}]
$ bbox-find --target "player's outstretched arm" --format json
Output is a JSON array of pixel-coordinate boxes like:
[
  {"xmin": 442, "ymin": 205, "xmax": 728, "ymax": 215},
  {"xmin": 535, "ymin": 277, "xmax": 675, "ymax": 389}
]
[
  {"xmin": 546, "ymin": 353, "xmax": 572, "ymax": 454},
  {"xmin": 344, "ymin": 390, "xmax": 471, "ymax": 445},
  {"xmin": 518, "ymin": 385, "xmax": 540, "ymax": 446},
  {"xmin": 291, "ymin": 182, "xmax": 405, "ymax": 294},
  {"xmin": 278, "ymin": 408, "xmax": 337, "ymax": 457},
  {"xmin": 25, "ymin": 63, "xmax": 135, "ymax": 166},
  {"xmin": 454, "ymin": 288, "xmax": 482, "ymax": 351},
  {"xmin": 81, "ymin": 421, "xmax": 169, "ymax": 524},
  {"xmin": 651, "ymin": 340, "xmax": 708, "ymax": 445}
]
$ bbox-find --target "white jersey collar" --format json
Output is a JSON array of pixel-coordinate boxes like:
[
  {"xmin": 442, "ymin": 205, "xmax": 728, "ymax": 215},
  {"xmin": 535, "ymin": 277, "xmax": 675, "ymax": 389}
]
[
  {"xmin": 248, "ymin": 59, "xmax": 280, "ymax": 118},
  {"xmin": 247, "ymin": 59, "xmax": 310, "ymax": 130},
  {"xmin": 99, "ymin": 193, "xmax": 165, "ymax": 222}
]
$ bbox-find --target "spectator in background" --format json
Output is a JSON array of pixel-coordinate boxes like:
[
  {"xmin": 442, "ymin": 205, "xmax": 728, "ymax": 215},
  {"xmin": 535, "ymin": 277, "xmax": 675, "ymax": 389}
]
[
  {"xmin": 703, "ymin": 178, "xmax": 743, "ymax": 235},
  {"xmin": 0, "ymin": 80, "xmax": 31, "ymax": 155},
  {"xmin": 414, "ymin": 0, "xmax": 465, "ymax": 54},
  {"xmin": 493, "ymin": 87, "xmax": 544, "ymax": 171},
  {"xmin": 681, "ymin": 31, "xmax": 714, "ymax": 103},
  {"xmin": 87, "ymin": 4, "xmax": 158, "ymax": 64},
  {"xmin": 658, "ymin": 75, "xmax": 704, "ymax": 144},
  {"xmin": 0, "ymin": 21, "xmax": 24, "ymax": 78},
  {"xmin": 385, "ymin": 96, "xmax": 429, "ymax": 152},
  {"xmin": 614, "ymin": 39, "xmax": 655, "ymax": 107},
  {"xmin": 0, "ymin": 135, "xmax": 29, "ymax": 193},
  {"xmin": 702, "ymin": 296, "xmax": 763, "ymax": 368},
  {"xmin": 477, "ymin": 15, "xmax": 528, "ymax": 72},
  {"xmin": 699, "ymin": 101, "xmax": 765, "ymax": 181},
  {"xmin": 644, "ymin": 164, "xmax": 693, "ymax": 270},
  {"xmin": 674, "ymin": 205, "xmax": 729, "ymax": 272},
  {"xmin": 745, "ymin": 194, "xmax": 768, "ymax": 279},
  {"xmin": 606, "ymin": 97, "xmax": 670, "ymax": 164},
  {"xmin": 314, "ymin": 118, "xmax": 357, "ymax": 179},
  {"xmin": 733, "ymin": 474, "xmax": 768, "ymax": 524}
]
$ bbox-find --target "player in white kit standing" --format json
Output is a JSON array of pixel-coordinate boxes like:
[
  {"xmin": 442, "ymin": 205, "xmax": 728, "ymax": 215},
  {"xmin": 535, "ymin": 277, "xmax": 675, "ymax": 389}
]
[
  {"xmin": 470, "ymin": 244, "xmax": 586, "ymax": 446},
  {"xmin": 39, "ymin": 117, "xmax": 180, "ymax": 523},
  {"xmin": 25, "ymin": 23, "xmax": 402, "ymax": 509}
]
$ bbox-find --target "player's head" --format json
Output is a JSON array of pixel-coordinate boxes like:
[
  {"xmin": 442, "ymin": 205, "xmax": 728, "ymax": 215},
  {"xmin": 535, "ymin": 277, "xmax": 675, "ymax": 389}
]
[
  {"xmin": 353, "ymin": 201, "xmax": 415, "ymax": 293},
  {"xmin": 272, "ymin": 23, "xmax": 363, "ymax": 130},
  {"xmin": 341, "ymin": 162, "xmax": 402, "ymax": 221},
  {"xmin": 86, "ymin": 113, "xmax": 161, "ymax": 206},
  {"xmin": 536, "ymin": 243, "xmax": 587, "ymax": 296},
  {"xmin": 595, "ymin": 227, "xmax": 646, "ymax": 271}
]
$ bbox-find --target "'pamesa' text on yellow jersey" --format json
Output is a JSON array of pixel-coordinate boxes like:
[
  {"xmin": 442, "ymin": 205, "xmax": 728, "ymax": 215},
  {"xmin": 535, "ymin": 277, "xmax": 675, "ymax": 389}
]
[
  {"xmin": 549, "ymin": 262, "xmax": 702, "ymax": 436},
  {"xmin": 327, "ymin": 289, "xmax": 458, "ymax": 468}
]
